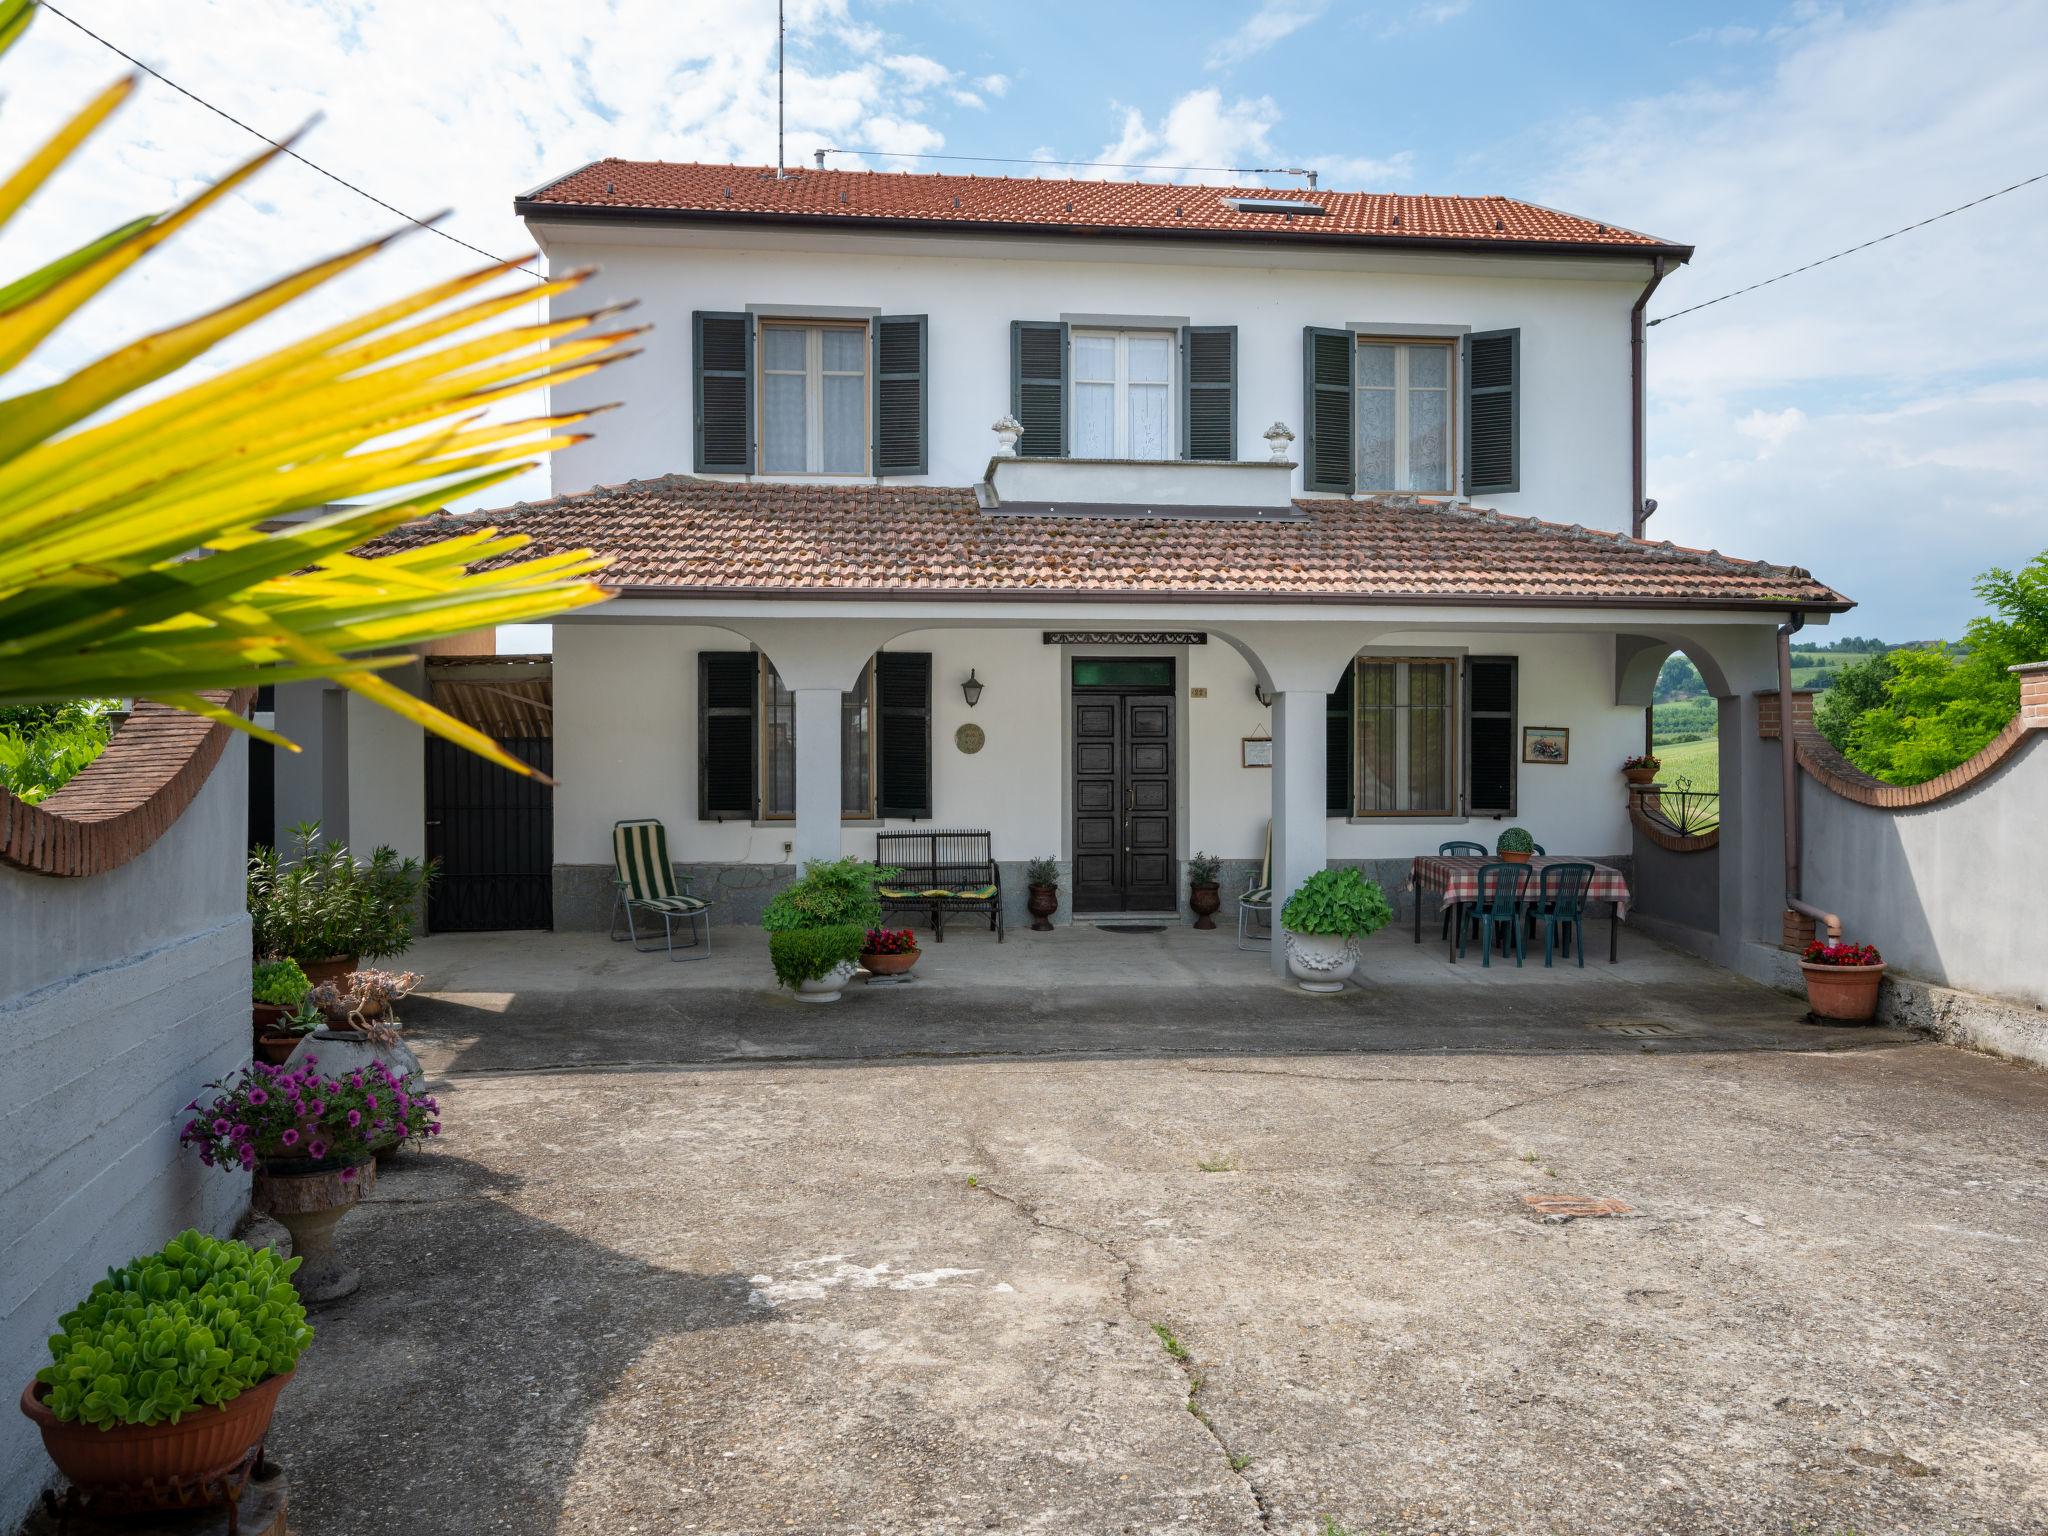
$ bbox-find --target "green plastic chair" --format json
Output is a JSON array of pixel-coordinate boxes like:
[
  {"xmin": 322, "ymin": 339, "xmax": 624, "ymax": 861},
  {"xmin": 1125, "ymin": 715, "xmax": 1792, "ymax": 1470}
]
[
  {"xmin": 1437, "ymin": 841, "xmax": 1486, "ymax": 941},
  {"xmin": 1460, "ymin": 861, "xmax": 1531, "ymax": 967},
  {"xmin": 610, "ymin": 818, "xmax": 714, "ymax": 960},
  {"xmin": 1531, "ymin": 862, "xmax": 1595, "ymax": 967}
]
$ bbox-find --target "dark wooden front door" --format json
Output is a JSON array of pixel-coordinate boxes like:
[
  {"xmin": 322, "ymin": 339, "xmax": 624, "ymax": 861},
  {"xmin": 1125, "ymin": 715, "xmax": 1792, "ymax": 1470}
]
[
  {"xmin": 1072, "ymin": 689, "xmax": 1176, "ymax": 912},
  {"xmin": 425, "ymin": 736, "xmax": 553, "ymax": 931}
]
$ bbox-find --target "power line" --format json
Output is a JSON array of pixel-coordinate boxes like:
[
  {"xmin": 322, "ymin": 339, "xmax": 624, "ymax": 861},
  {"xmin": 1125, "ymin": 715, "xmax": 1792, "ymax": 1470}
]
[
  {"xmin": 818, "ymin": 145, "xmax": 1318, "ymax": 183},
  {"xmin": 38, "ymin": 1, "xmax": 544, "ymax": 280},
  {"xmin": 1650, "ymin": 169, "xmax": 2048, "ymax": 326}
]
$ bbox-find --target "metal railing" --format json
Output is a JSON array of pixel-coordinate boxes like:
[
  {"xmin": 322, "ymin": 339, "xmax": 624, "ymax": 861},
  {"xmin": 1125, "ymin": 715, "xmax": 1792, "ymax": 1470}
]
[{"xmin": 1630, "ymin": 782, "xmax": 1721, "ymax": 837}]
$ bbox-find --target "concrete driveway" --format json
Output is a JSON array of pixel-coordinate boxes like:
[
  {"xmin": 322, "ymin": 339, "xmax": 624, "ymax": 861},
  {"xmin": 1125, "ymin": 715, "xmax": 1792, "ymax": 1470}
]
[{"xmin": 268, "ymin": 926, "xmax": 2048, "ymax": 1535}]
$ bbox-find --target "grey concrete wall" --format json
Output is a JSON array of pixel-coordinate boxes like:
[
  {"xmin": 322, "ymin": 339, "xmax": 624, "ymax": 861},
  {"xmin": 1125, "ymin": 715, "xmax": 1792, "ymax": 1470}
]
[
  {"xmin": 1628, "ymin": 834, "xmax": 1720, "ymax": 934},
  {"xmin": 0, "ymin": 745, "xmax": 251, "ymax": 1521},
  {"xmin": 1798, "ymin": 734, "xmax": 2047, "ymax": 1010}
]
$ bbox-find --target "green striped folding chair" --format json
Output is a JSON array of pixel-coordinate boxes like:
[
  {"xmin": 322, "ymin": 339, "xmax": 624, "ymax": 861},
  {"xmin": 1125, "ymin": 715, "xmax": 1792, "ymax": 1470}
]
[
  {"xmin": 1236, "ymin": 822, "xmax": 1273, "ymax": 949},
  {"xmin": 610, "ymin": 819, "xmax": 713, "ymax": 960}
]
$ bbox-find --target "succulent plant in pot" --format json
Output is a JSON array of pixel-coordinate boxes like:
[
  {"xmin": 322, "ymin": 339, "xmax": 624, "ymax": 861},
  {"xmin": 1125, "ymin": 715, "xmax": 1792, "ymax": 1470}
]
[
  {"xmin": 1279, "ymin": 868, "xmax": 1393, "ymax": 993},
  {"xmin": 251, "ymin": 956, "xmax": 311, "ymax": 1029},
  {"xmin": 1186, "ymin": 851, "xmax": 1224, "ymax": 930},
  {"xmin": 1495, "ymin": 827, "xmax": 1536, "ymax": 864},
  {"xmin": 19, "ymin": 1230, "xmax": 311, "ymax": 1512},
  {"xmin": 1024, "ymin": 856, "xmax": 1060, "ymax": 932}
]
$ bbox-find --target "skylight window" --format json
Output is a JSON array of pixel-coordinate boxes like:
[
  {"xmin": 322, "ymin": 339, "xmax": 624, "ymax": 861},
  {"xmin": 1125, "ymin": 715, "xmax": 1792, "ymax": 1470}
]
[{"xmin": 1223, "ymin": 196, "xmax": 1327, "ymax": 216}]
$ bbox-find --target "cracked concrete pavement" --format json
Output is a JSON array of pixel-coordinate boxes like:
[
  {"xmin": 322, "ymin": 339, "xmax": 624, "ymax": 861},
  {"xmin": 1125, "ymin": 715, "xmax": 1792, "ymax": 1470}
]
[{"xmin": 265, "ymin": 926, "xmax": 2048, "ymax": 1535}]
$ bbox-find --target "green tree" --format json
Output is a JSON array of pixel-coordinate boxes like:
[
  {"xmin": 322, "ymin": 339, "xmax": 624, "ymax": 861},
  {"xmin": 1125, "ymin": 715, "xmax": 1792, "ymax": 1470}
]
[{"xmin": 1813, "ymin": 650, "xmax": 1896, "ymax": 752}]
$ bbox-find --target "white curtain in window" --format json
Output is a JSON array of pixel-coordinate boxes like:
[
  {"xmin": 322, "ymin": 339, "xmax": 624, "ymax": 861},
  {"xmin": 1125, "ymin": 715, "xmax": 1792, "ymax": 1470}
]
[
  {"xmin": 820, "ymin": 329, "xmax": 866, "ymax": 473},
  {"xmin": 1072, "ymin": 333, "xmax": 1117, "ymax": 458},
  {"xmin": 1071, "ymin": 330, "xmax": 1172, "ymax": 459},
  {"xmin": 1355, "ymin": 659, "xmax": 1453, "ymax": 815},
  {"xmin": 1356, "ymin": 342, "xmax": 1452, "ymax": 493},
  {"xmin": 1125, "ymin": 335, "xmax": 1172, "ymax": 461},
  {"xmin": 761, "ymin": 327, "xmax": 808, "ymax": 474},
  {"xmin": 760, "ymin": 325, "xmax": 866, "ymax": 474}
]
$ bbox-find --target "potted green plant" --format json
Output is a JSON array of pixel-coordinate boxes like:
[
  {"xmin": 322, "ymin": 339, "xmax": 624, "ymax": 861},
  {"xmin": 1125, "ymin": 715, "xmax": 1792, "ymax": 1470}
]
[
  {"xmin": 1799, "ymin": 940, "xmax": 1886, "ymax": 1022},
  {"xmin": 1186, "ymin": 851, "xmax": 1223, "ymax": 930},
  {"xmin": 247, "ymin": 821, "xmax": 436, "ymax": 986},
  {"xmin": 1622, "ymin": 753, "xmax": 1660, "ymax": 787},
  {"xmin": 1495, "ymin": 827, "xmax": 1536, "ymax": 864},
  {"xmin": 1024, "ymin": 856, "xmax": 1060, "ymax": 931},
  {"xmin": 761, "ymin": 857, "xmax": 896, "ymax": 1003},
  {"xmin": 251, "ymin": 958, "xmax": 312, "ymax": 1063},
  {"xmin": 1280, "ymin": 867, "xmax": 1393, "ymax": 993},
  {"xmin": 19, "ymin": 1230, "xmax": 311, "ymax": 1512},
  {"xmin": 860, "ymin": 927, "xmax": 921, "ymax": 976},
  {"xmin": 183, "ymin": 1056, "xmax": 440, "ymax": 1300}
]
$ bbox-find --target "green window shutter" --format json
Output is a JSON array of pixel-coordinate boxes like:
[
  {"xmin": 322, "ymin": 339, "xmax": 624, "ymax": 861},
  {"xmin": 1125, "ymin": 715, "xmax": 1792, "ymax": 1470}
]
[
  {"xmin": 1302, "ymin": 327, "xmax": 1354, "ymax": 493},
  {"xmin": 872, "ymin": 315, "xmax": 928, "ymax": 475},
  {"xmin": 698, "ymin": 651, "xmax": 757, "ymax": 819},
  {"xmin": 1464, "ymin": 656, "xmax": 1517, "ymax": 815},
  {"xmin": 693, "ymin": 312, "xmax": 753, "ymax": 474},
  {"xmin": 1326, "ymin": 665, "xmax": 1355, "ymax": 816},
  {"xmin": 876, "ymin": 652, "xmax": 933, "ymax": 819},
  {"xmin": 1181, "ymin": 325, "xmax": 1237, "ymax": 461},
  {"xmin": 1010, "ymin": 320, "xmax": 1068, "ymax": 457},
  {"xmin": 1464, "ymin": 328, "xmax": 1519, "ymax": 495}
]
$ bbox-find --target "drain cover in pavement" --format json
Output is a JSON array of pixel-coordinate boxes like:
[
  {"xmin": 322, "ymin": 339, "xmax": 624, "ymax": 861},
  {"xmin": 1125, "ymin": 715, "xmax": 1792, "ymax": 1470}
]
[
  {"xmin": 1593, "ymin": 1022, "xmax": 1685, "ymax": 1037},
  {"xmin": 1099, "ymin": 925, "xmax": 1166, "ymax": 934},
  {"xmin": 1523, "ymin": 1194, "xmax": 1635, "ymax": 1221}
]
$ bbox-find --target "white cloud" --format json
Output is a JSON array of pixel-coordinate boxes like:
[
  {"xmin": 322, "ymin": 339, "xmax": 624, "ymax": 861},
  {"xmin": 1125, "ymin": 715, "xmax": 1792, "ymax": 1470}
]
[
  {"xmin": 1372, "ymin": 0, "xmax": 1470, "ymax": 39},
  {"xmin": 949, "ymin": 89, "xmax": 986, "ymax": 110},
  {"xmin": 1081, "ymin": 89, "xmax": 1281, "ymax": 180},
  {"xmin": 882, "ymin": 52, "xmax": 952, "ymax": 91},
  {"xmin": 1316, "ymin": 151, "xmax": 1417, "ymax": 190},
  {"xmin": 975, "ymin": 73, "xmax": 1010, "ymax": 98},
  {"xmin": 1204, "ymin": 1, "xmax": 1327, "ymax": 71},
  {"xmin": 1536, "ymin": 0, "xmax": 2048, "ymax": 636}
]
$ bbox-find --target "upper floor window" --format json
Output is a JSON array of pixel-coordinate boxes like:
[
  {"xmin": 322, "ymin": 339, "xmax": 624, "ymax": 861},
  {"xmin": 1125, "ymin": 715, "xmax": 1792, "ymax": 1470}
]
[
  {"xmin": 1356, "ymin": 339, "xmax": 1454, "ymax": 494},
  {"xmin": 761, "ymin": 322, "xmax": 868, "ymax": 475},
  {"xmin": 1071, "ymin": 329, "xmax": 1174, "ymax": 460}
]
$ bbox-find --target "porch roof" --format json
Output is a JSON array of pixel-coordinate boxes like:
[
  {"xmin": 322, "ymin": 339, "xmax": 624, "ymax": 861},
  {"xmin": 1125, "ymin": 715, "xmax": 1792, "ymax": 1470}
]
[{"xmin": 367, "ymin": 476, "xmax": 1851, "ymax": 612}]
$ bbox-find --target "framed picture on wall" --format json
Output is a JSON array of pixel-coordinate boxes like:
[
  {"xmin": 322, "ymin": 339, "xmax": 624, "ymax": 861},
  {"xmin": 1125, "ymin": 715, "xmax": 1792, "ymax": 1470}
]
[
  {"xmin": 1522, "ymin": 727, "xmax": 1569, "ymax": 765},
  {"xmin": 1241, "ymin": 736, "xmax": 1274, "ymax": 768}
]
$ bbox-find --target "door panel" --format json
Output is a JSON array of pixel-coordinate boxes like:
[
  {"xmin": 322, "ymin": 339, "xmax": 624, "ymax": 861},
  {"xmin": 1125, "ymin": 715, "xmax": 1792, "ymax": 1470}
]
[
  {"xmin": 426, "ymin": 736, "xmax": 553, "ymax": 931},
  {"xmin": 1070, "ymin": 683, "xmax": 1176, "ymax": 912}
]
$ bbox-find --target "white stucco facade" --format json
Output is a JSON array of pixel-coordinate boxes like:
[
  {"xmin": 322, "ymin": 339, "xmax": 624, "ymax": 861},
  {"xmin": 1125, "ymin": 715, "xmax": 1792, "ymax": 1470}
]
[{"xmin": 530, "ymin": 220, "xmax": 1651, "ymax": 531}]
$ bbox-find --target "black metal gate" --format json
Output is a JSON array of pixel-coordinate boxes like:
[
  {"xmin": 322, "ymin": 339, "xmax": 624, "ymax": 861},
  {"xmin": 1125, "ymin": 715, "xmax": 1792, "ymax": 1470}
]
[{"xmin": 425, "ymin": 736, "xmax": 553, "ymax": 931}]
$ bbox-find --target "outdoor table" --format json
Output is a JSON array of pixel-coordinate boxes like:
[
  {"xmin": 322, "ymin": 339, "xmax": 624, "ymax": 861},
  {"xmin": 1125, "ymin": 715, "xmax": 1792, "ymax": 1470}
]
[{"xmin": 1408, "ymin": 855, "xmax": 1632, "ymax": 964}]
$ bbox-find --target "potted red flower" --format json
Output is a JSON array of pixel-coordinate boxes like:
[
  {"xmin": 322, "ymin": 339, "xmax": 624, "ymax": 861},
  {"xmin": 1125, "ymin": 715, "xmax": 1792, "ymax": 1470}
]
[
  {"xmin": 1799, "ymin": 940, "xmax": 1886, "ymax": 1022},
  {"xmin": 860, "ymin": 927, "xmax": 921, "ymax": 976},
  {"xmin": 1622, "ymin": 753, "xmax": 1660, "ymax": 787}
]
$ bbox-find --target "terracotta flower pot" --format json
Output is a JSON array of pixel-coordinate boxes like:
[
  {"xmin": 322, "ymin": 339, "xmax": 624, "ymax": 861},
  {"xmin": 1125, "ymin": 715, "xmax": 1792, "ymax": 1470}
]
[
  {"xmin": 19, "ymin": 1370, "xmax": 292, "ymax": 1512},
  {"xmin": 1027, "ymin": 884, "xmax": 1059, "ymax": 932},
  {"xmin": 1188, "ymin": 883, "xmax": 1221, "ymax": 930},
  {"xmin": 1800, "ymin": 961, "xmax": 1885, "ymax": 1023},
  {"xmin": 1498, "ymin": 850, "xmax": 1532, "ymax": 864},
  {"xmin": 298, "ymin": 955, "xmax": 358, "ymax": 989},
  {"xmin": 861, "ymin": 949, "xmax": 919, "ymax": 976},
  {"xmin": 1623, "ymin": 766, "xmax": 1658, "ymax": 786},
  {"xmin": 252, "ymin": 1001, "xmax": 290, "ymax": 1032},
  {"xmin": 252, "ymin": 1156, "xmax": 375, "ymax": 1303},
  {"xmin": 253, "ymin": 1032, "xmax": 299, "ymax": 1066}
]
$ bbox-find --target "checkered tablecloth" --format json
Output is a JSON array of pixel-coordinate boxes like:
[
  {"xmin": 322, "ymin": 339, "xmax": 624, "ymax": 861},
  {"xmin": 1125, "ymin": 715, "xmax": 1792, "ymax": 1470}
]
[{"xmin": 1410, "ymin": 855, "xmax": 1631, "ymax": 918}]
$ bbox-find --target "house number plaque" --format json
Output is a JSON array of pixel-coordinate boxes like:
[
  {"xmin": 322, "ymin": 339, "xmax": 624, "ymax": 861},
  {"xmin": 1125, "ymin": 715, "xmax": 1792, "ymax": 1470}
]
[{"xmin": 955, "ymin": 723, "xmax": 986, "ymax": 754}]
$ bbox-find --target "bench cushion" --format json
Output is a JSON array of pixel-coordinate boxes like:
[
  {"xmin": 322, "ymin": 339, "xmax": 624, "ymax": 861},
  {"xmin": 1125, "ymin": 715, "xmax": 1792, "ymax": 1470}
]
[{"xmin": 879, "ymin": 884, "xmax": 999, "ymax": 902}]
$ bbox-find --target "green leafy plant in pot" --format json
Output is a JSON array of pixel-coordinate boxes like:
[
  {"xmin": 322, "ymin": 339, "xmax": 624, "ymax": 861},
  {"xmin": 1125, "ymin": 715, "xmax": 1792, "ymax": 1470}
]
[
  {"xmin": 1185, "ymin": 851, "xmax": 1224, "ymax": 930},
  {"xmin": 1495, "ymin": 827, "xmax": 1536, "ymax": 864},
  {"xmin": 762, "ymin": 858, "xmax": 897, "ymax": 1003},
  {"xmin": 1024, "ymin": 855, "xmax": 1060, "ymax": 931},
  {"xmin": 247, "ymin": 821, "xmax": 436, "ymax": 984},
  {"xmin": 19, "ymin": 1230, "xmax": 311, "ymax": 1511},
  {"xmin": 1280, "ymin": 867, "xmax": 1393, "ymax": 993}
]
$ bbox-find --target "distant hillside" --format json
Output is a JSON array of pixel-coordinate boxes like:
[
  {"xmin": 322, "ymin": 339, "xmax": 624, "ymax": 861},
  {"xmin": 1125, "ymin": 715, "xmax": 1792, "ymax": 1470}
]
[{"xmin": 1650, "ymin": 637, "xmax": 1926, "ymax": 750}]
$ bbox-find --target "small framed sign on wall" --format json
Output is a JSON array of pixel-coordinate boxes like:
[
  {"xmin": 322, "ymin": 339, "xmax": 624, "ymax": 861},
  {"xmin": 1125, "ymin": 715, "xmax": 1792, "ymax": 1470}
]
[
  {"xmin": 1241, "ymin": 736, "xmax": 1274, "ymax": 768},
  {"xmin": 1522, "ymin": 726, "xmax": 1569, "ymax": 765}
]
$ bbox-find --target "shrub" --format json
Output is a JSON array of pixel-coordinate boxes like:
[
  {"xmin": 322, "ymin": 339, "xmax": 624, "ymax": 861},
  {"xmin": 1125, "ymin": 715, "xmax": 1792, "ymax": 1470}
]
[
  {"xmin": 248, "ymin": 822, "xmax": 435, "ymax": 963},
  {"xmin": 862, "ymin": 927, "xmax": 918, "ymax": 956},
  {"xmin": 769, "ymin": 924, "xmax": 866, "ymax": 989},
  {"xmin": 1024, "ymin": 856, "xmax": 1060, "ymax": 888},
  {"xmin": 35, "ymin": 1230, "xmax": 311, "ymax": 1429},
  {"xmin": 251, "ymin": 959, "xmax": 312, "ymax": 1007},
  {"xmin": 760, "ymin": 857, "xmax": 896, "ymax": 934},
  {"xmin": 1186, "ymin": 851, "xmax": 1222, "ymax": 886},
  {"xmin": 1496, "ymin": 827, "xmax": 1535, "ymax": 855},
  {"xmin": 0, "ymin": 699, "xmax": 116, "ymax": 804},
  {"xmin": 1280, "ymin": 868, "xmax": 1393, "ymax": 939},
  {"xmin": 182, "ymin": 1056, "xmax": 440, "ymax": 1173},
  {"xmin": 1803, "ymin": 941, "xmax": 1883, "ymax": 967}
]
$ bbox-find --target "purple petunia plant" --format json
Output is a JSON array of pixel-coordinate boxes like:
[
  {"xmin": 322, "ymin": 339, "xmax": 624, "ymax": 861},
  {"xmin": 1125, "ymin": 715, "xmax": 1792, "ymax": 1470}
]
[{"xmin": 180, "ymin": 1055, "xmax": 440, "ymax": 1179}]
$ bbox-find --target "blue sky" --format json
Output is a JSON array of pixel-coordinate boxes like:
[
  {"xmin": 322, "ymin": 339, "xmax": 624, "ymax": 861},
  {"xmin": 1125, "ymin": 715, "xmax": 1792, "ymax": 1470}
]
[{"xmin": 4, "ymin": 0, "xmax": 2045, "ymax": 640}]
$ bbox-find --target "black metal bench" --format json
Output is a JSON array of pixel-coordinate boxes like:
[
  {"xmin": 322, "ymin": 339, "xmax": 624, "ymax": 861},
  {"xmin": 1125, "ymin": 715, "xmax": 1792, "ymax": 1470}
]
[{"xmin": 875, "ymin": 829, "xmax": 1004, "ymax": 942}]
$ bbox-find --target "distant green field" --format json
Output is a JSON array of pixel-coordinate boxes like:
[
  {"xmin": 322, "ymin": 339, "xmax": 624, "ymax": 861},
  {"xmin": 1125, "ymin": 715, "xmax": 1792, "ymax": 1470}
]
[{"xmin": 1652, "ymin": 735, "xmax": 1720, "ymax": 794}]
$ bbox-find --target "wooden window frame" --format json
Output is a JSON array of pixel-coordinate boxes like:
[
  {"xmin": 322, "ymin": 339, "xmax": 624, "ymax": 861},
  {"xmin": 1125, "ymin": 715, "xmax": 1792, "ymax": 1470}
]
[
  {"xmin": 756, "ymin": 654, "xmax": 878, "ymax": 821},
  {"xmin": 1353, "ymin": 337, "xmax": 1457, "ymax": 496},
  {"xmin": 1069, "ymin": 327, "xmax": 1176, "ymax": 461},
  {"xmin": 757, "ymin": 318, "xmax": 872, "ymax": 477},
  {"xmin": 1350, "ymin": 655, "xmax": 1461, "ymax": 818}
]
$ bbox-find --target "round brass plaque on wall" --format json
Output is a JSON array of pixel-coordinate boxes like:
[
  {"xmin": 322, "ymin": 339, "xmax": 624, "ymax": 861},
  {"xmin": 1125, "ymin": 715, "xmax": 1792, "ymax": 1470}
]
[{"xmin": 955, "ymin": 723, "xmax": 986, "ymax": 754}]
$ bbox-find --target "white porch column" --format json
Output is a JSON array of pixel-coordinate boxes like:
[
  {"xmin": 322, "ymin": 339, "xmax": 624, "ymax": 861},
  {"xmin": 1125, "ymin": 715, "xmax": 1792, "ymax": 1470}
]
[
  {"xmin": 791, "ymin": 686, "xmax": 844, "ymax": 868},
  {"xmin": 1269, "ymin": 689, "xmax": 1329, "ymax": 977}
]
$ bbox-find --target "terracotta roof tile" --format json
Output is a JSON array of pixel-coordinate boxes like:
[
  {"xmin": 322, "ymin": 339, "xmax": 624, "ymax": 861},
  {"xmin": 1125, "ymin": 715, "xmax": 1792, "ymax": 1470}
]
[
  {"xmin": 518, "ymin": 161, "xmax": 1688, "ymax": 256},
  {"xmin": 365, "ymin": 478, "xmax": 1848, "ymax": 611}
]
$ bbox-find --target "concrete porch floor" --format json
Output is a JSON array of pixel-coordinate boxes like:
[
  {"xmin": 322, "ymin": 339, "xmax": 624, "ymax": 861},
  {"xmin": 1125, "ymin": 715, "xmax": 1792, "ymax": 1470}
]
[{"xmin": 259, "ymin": 923, "xmax": 2048, "ymax": 1536}]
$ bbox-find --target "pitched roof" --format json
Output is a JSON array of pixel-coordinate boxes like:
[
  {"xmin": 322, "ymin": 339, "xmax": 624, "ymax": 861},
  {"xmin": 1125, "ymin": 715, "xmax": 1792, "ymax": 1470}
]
[
  {"xmin": 516, "ymin": 161, "xmax": 1690, "ymax": 259},
  {"xmin": 366, "ymin": 478, "xmax": 1848, "ymax": 611}
]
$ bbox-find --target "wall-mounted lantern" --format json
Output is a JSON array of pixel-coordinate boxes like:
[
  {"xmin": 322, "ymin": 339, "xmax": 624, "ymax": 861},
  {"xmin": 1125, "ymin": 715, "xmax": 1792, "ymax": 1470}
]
[
  {"xmin": 962, "ymin": 669, "xmax": 984, "ymax": 708},
  {"xmin": 1253, "ymin": 682, "xmax": 1274, "ymax": 708}
]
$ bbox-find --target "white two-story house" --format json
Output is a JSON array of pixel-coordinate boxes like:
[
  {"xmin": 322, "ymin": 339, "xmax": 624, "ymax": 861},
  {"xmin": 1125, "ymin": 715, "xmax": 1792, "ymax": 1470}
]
[{"xmin": 365, "ymin": 160, "xmax": 1850, "ymax": 969}]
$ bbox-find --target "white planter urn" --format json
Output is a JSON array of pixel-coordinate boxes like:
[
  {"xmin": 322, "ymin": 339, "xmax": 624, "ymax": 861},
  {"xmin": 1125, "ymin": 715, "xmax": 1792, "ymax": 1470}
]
[
  {"xmin": 794, "ymin": 959, "xmax": 860, "ymax": 1004},
  {"xmin": 1283, "ymin": 930, "xmax": 1358, "ymax": 993}
]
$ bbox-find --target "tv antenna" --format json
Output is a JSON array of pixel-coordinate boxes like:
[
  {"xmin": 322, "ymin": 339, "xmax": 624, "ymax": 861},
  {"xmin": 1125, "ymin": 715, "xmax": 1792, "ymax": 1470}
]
[{"xmin": 775, "ymin": 0, "xmax": 789, "ymax": 179}]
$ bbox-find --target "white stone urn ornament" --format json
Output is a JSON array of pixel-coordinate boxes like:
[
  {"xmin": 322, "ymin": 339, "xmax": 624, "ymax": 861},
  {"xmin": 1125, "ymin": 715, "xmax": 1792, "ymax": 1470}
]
[
  {"xmin": 795, "ymin": 958, "xmax": 860, "ymax": 1004},
  {"xmin": 1263, "ymin": 420, "xmax": 1296, "ymax": 464},
  {"xmin": 1283, "ymin": 930, "xmax": 1358, "ymax": 993},
  {"xmin": 991, "ymin": 414, "xmax": 1025, "ymax": 457}
]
